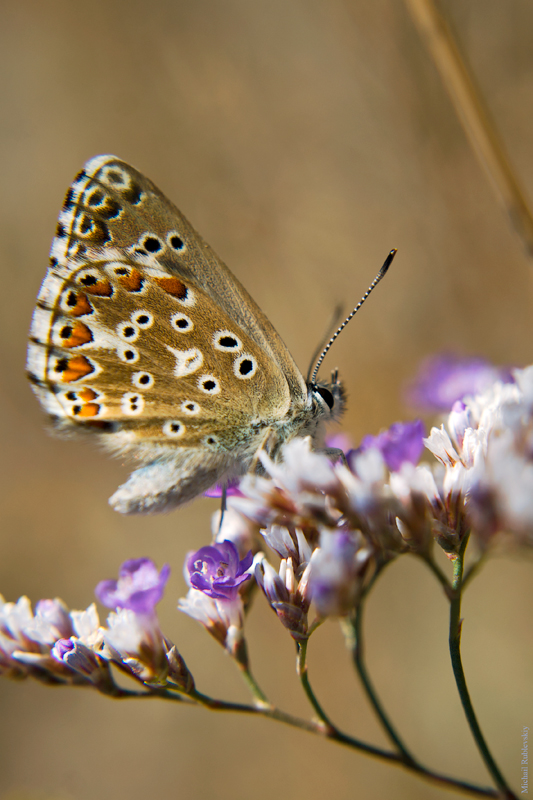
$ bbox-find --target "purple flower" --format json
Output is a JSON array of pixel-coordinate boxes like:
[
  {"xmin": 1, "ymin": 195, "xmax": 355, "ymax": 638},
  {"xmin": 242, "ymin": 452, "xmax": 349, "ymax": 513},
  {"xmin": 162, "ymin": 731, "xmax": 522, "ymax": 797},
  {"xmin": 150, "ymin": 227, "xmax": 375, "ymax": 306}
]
[
  {"xmin": 406, "ymin": 353, "xmax": 513, "ymax": 412},
  {"xmin": 95, "ymin": 558, "xmax": 170, "ymax": 615},
  {"xmin": 186, "ymin": 540, "xmax": 252, "ymax": 601},
  {"xmin": 353, "ymin": 419, "xmax": 426, "ymax": 472},
  {"xmin": 204, "ymin": 478, "xmax": 244, "ymax": 499},
  {"xmin": 309, "ymin": 531, "xmax": 371, "ymax": 617}
]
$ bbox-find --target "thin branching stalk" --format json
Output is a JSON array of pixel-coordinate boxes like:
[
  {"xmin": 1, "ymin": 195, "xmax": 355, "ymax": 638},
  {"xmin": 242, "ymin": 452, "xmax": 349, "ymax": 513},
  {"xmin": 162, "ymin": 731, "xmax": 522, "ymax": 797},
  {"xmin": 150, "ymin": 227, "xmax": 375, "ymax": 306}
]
[
  {"xmin": 404, "ymin": 0, "xmax": 533, "ymax": 259},
  {"xmin": 449, "ymin": 535, "xmax": 517, "ymax": 799}
]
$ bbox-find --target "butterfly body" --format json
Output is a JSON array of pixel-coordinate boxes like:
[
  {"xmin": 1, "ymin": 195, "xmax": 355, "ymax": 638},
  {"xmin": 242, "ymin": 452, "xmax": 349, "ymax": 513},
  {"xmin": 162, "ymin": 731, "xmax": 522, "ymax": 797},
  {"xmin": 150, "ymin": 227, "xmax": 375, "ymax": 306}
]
[{"xmin": 27, "ymin": 156, "xmax": 344, "ymax": 513}]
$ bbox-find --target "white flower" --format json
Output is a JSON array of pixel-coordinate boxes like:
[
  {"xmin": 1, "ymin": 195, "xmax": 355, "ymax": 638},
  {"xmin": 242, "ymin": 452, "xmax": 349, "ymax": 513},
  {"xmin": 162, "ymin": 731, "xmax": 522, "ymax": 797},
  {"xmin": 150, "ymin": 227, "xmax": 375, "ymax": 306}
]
[{"xmin": 178, "ymin": 588, "xmax": 244, "ymax": 655}]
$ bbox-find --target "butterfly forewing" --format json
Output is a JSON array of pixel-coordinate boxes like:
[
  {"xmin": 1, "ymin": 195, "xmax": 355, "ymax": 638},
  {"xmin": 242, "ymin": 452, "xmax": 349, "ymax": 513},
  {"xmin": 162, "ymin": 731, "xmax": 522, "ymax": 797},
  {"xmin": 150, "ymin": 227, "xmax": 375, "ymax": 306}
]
[
  {"xmin": 27, "ymin": 156, "xmax": 303, "ymax": 452},
  {"xmin": 27, "ymin": 155, "xmax": 336, "ymax": 512}
]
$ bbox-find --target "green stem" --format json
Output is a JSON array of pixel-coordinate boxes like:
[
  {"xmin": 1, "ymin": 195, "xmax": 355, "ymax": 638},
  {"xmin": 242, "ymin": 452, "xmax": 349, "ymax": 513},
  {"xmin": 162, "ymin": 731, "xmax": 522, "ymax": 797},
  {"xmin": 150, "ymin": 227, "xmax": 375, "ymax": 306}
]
[
  {"xmin": 296, "ymin": 638, "xmax": 334, "ymax": 730},
  {"xmin": 237, "ymin": 662, "xmax": 271, "ymax": 707},
  {"xmin": 344, "ymin": 606, "xmax": 418, "ymax": 767},
  {"xmin": 449, "ymin": 535, "xmax": 517, "ymax": 799},
  {"xmin": 231, "ymin": 633, "xmax": 271, "ymax": 706}
]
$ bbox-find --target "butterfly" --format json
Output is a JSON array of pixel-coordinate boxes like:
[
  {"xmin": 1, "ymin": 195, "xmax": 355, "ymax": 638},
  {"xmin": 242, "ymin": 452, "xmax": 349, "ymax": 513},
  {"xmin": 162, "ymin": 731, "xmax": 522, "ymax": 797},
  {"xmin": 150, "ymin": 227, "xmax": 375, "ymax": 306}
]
[{"xmin": 27, "ymin": 155, "xmax": 348, "ymax": 514}]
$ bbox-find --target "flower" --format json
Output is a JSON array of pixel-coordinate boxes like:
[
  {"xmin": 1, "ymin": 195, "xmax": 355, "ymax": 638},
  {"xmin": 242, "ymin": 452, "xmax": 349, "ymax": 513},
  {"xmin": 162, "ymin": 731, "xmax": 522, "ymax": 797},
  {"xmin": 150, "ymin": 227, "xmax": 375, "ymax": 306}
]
[
  {"xmin": 178, "ymin": 588, "xmax": 245, "ymax": 655},
  {"xmin": 309, "ymin": 530, "xmax": 373, "ymax": 617},
  {"xmin": 254, "ymin": 547, "xmax": 313, "ymax": 641},
  {"xmin": 355, "ymin": 419, "xmax": 426, "ymax": 472},
  {"xmin": 0, "ymin": 595, "xmax": 105, "ymax": 686},
  {"xmin": 406, "ymin": 353, "xmax": 512, "ymax": 411},
  {"xmin": 204, "ymin": 478, "xmax": 244, "ymax": 498},
  {"xmin": 95, "ymin": 558, "xmax": 170, "ymax": 614},
  {"xmin": 51, "ymin": 637, "xmax": 112, "ymax": 689},
  {"xmin": 95, "ymin": 559, "xmax": 180, "ymax": 685},
  {"xmin": 185, "ymin": 540, "xmax": 252, "ymax": 600},
  {"xmin": 180, "ymin": 540, "xmax": 252, "ymax": 657}
]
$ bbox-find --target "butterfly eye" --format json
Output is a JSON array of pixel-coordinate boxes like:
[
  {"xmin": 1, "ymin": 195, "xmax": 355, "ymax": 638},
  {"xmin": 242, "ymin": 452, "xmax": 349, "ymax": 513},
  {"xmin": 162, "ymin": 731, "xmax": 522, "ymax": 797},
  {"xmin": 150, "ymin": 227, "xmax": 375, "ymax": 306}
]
[
  {"xmin": 315, "ymin": 386, "xmax": 335, "ymax": 410},
  {"xmin": 171, "ymin": 312, "xmax": 193, "ymax": 332}
]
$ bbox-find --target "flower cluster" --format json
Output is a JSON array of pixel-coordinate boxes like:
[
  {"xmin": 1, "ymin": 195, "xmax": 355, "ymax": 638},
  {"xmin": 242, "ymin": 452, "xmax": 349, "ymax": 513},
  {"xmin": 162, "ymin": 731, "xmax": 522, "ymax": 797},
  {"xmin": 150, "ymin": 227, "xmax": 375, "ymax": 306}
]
[
  {"xmin": 1, "ymin": 559, "xmax": 193, "ymax": 692},
  {"xmin": 195, "ymin": 358, "xmax": 533, "ymax": 640},
  {"xmin": 5, "ymin": 355, "xmax": 533, "ymax": 680}
]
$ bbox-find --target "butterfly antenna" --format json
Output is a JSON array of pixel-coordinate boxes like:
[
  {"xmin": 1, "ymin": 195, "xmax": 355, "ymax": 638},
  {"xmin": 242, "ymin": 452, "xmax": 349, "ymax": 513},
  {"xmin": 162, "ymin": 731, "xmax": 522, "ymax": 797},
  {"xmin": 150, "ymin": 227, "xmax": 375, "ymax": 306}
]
[
  {"xmin": 306, "ymin": 303, "xmax": 345, "ymax": 383},
  {"xmin": 310, "ymin": 249, "xmax": 397, "ymax": 385}
]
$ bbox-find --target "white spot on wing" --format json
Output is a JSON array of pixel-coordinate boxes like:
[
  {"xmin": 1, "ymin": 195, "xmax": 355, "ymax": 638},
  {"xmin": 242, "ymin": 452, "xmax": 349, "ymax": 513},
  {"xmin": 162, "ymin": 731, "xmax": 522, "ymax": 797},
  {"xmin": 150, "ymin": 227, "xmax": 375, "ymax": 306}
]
[
  {"xmin": 181, "ymin": 400, "xmax": 201, "ymax": 416},
  {"xmin": 162, "ymin": 420, "xmax": 185, "ymax": 438},
  {"xmin": 170, "ymin": 312, "xmax": 193, "ymax": 332},
  {"xmin": 121, "ymin": 392, "xmax": 144, "ymax": 415},
  {"xmin": 198, "ymin": 374, "xmax": 220, "ymax": 395},
  {"xmin": 213, "ymin": 330, "xmax": 242, "ymax": 352},
  {"xmin": 233, "ymin": 354, "xmax": 258, "ymax": 380},
  {"xmin": 166, "ymin": 346, "xmax": 203, "ymax": 377}
]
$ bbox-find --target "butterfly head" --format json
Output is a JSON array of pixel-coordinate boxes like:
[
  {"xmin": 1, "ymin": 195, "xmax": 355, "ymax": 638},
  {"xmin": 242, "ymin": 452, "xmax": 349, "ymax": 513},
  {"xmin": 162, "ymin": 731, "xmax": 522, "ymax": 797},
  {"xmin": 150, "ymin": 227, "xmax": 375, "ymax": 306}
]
[{"xmin": 307, "ymin": 370, "xmax": 346, "ymax": 423}]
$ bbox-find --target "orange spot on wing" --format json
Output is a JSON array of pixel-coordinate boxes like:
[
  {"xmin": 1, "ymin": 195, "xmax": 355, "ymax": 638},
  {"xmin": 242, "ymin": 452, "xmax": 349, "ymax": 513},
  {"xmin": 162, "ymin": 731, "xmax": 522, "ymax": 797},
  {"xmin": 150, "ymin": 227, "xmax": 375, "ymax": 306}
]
[
  {"xmin": 66, "ymin": 291, "xmax": 93, "ymax": 317},
  {"xmin": 60, "ymin": 321, "xmax": 93, "ymax": 348},
  {"xmin": 78, "ymin": 388, "xmax": 98, "ymax": 401},
  {"xmin": 117, "ymin": 268, "xmax": 143, "ymax": 292},
  {"xmin": 154, "ymin": 276, "xmax": 187, "ymax": 298},
  {"xmin": 83, "ymin": 279, "xmax": 113, "ymax": 297},
  {"xmin": 61, "ymin": 356, "xmax": 95, "ymax": 382},
  {"xmin": 78, "ymin": 403, "xmax": 100, "ymax": 417}
]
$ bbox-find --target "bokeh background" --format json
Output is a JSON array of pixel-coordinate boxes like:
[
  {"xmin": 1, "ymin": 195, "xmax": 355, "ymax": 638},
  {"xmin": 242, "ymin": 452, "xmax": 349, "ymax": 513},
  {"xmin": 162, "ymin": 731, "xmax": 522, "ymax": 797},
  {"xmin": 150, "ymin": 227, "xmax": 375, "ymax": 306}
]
[{"xmin": 1, "ymin": 1, "xmax": 532, "ymax": 798}]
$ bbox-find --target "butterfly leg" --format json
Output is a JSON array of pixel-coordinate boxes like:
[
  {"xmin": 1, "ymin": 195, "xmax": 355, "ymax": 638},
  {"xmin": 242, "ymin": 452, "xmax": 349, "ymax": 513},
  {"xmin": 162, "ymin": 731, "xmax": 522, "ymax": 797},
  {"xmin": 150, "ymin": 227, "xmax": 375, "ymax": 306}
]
[
  {"xmin": 216, "ymin": 485, "xmax": 228, "ymax": 536},
  {"xmin": 318, "ymin": 446, "xmax": 348, "ymax": 466},
  {"xmin": 249, "ymin": 427, "xmax": 277, "ymax": 474}
]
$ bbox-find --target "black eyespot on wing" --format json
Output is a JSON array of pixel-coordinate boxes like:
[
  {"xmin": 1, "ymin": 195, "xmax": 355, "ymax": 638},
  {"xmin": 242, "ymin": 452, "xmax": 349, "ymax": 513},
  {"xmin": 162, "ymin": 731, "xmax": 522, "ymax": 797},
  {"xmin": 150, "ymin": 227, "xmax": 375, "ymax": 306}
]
[
  {"xmin": 143, "ymin": 236, "xmax": 162, "ymax": 253},
  {"xmin": 239, "ymin": 359, "xmax": 253, "ymax": 376},
  {"xmin": 80, "ymin": 275, "xmax": 97, "ymax": 286},
  {"xmin": 169, "ymin": 234, "xmax": 184, "ymax": 250}
]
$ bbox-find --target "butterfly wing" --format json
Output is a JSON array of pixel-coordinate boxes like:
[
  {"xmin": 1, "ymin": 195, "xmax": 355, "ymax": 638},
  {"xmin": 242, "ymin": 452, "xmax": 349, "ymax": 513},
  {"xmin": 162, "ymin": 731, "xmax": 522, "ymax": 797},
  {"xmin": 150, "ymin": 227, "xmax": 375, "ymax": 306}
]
[{"xmin": 27, "ymin": 155, "xmax": 308, "ymax": 512}]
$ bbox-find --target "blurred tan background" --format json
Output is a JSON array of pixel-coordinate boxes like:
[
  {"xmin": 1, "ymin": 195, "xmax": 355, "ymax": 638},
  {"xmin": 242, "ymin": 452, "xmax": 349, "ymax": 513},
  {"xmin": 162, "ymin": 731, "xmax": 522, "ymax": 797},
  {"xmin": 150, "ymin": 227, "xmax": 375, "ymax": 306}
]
[{"xmin": 1, "ymin": 1, "xmax": 532, "ymax": 798}]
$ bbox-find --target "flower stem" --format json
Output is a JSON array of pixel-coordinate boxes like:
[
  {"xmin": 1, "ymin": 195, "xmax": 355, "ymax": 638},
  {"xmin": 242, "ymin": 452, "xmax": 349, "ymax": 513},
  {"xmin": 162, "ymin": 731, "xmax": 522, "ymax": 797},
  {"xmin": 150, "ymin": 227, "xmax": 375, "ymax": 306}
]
[
  {"xmin": 237, "ymin": 662, "xmax": 271, "ymax": 707},
  {"xmin": 159, "ymin": 684, "xmax": 499, "ymax": 797},
  {"xmin": 343, "ymin": 607, "xmax": 418, "ymax": 767},
  {"xmin": 449, "ymin": 535, "xmax": 517, "ymax": 799},
  {"xmin": 296, "ymin": 638, "xmax": 334, "ymax": 730}
]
